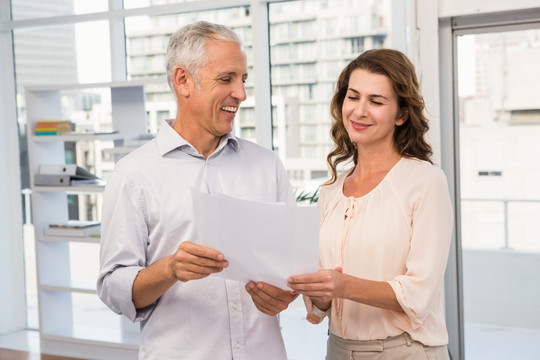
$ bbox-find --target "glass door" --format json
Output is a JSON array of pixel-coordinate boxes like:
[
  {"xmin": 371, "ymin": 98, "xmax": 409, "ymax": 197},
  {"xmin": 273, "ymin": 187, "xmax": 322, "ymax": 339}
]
[{"xmin": 456, "ymin": 27, "xmax": 540, "ymax": 360}]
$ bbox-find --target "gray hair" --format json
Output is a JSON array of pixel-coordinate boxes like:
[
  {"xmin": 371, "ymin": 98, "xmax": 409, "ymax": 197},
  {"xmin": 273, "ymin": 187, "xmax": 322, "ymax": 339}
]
[{"xmin": 166, "ymin": 21, "xmax": 242, "ymax": 91}]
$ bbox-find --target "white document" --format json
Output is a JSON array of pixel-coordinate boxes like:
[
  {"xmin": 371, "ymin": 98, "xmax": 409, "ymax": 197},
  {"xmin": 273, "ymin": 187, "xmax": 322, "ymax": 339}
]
[{"xmin": 192, "ymin": 189, "xmax": 320, "ymax": 289}]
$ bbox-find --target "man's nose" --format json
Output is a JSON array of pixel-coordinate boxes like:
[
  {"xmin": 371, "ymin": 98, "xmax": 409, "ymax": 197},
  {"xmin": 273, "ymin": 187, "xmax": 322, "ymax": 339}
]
[{"xmin": 232, "ymin": 80, "xmax": 247, "ymax": 101}]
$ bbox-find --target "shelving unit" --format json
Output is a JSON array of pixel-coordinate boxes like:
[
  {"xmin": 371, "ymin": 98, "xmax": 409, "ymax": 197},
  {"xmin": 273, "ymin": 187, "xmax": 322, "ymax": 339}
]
[{"xmin": 25, "ymin": 81, "xmax": 152, "ymax": 360}]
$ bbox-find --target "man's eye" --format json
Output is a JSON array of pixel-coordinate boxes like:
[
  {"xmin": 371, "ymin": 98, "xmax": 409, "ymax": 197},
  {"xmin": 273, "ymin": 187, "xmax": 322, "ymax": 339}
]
[{"xmin": 220, "ymin": 77, "xmax": 232, "ymax": 83}]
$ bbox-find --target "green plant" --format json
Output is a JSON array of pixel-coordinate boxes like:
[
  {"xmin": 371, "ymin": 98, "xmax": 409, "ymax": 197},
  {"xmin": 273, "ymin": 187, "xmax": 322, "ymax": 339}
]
[{"xmin": 295, "ymin": 187, "xmax": 320, "ymax": 204}]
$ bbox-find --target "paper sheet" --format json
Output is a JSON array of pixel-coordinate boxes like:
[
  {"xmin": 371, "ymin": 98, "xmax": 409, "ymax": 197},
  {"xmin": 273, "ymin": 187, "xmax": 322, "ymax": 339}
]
[{"xmin": 192, "ymin": 189, "xmax": 320, "ymax": 289}]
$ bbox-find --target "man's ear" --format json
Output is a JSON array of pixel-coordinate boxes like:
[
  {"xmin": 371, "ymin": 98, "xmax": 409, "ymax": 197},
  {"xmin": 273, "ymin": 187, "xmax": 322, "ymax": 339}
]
[
  {"xmin": 396, "ymin": 107, "xmax": 409, "ymax": 126},
  {"xmin": 173, "ymin": 66, "xmax": 192, "ymax": 98}
]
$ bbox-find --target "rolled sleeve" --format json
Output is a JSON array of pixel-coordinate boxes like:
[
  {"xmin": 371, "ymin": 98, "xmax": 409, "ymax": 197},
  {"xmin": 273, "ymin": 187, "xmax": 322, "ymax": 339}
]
[
  {"xmin": 97, "ymin": 169, "xmax": 154, "ymax": 322},
  {"xmin": 302, "ymin": 296, "xmax": 329, "ymax": 324},
  {"xmin": 98, "ymin": 265, "xmax": 151, "ymax": 322}
]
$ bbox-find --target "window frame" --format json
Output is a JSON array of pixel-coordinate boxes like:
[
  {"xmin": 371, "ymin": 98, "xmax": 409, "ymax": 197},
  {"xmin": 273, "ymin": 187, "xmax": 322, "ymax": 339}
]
[{"xmin": 439, "ymin": 7, "xmax": 540, "ymax": 360}]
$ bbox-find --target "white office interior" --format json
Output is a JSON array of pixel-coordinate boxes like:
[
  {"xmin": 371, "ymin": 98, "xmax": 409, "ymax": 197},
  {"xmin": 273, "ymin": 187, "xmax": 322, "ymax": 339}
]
[{"xmin": 1, "ymin": 0, "xmax": 540, "ymax": 359}]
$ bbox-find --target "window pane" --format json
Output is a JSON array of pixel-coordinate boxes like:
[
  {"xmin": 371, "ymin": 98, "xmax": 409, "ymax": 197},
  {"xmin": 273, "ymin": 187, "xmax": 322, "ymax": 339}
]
[
  {"xmin": 14, "ymin": 22, "xmax": 111, "ymax": 131},
  {"xmin": 75, "ymin": 22, "xmax": 111, "ymax": 84},
  {"xmin": 269, "ymin": 1, "xmax": 393, "ymax": 358},
  {"xmin": 13, "ymin": 21, "xmax": 110, "ymax": 89},
  {"xmin": 13, "ymin": 25, "xmax": 78, "ymax": 88},
  {"xmin": 457, "ymin": 29, "xmax": 540, "ymax": 359},
  {"xmin": 125, "ymin": 6, "xmax": 252, "ymax": 135},
  {"xmin": 11, "ymin": 0, "xmax": 108, "ymax": 20},
  {"xmin": 269, "ymin": 0, "xmax": 391, "ymax": 198}
]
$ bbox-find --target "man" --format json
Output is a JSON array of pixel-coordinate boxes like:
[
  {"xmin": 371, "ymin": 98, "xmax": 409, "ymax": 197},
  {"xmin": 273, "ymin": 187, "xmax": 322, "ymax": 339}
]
[{"xmin": 97, "ymin": 21, "xmax": 297, "ymax": 359}]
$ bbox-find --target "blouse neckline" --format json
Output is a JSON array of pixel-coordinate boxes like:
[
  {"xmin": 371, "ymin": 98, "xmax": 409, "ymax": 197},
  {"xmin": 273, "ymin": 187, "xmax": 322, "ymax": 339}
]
[{"xmin": 340, "ymin": 157, "xmax": 404, "ymax": 200}]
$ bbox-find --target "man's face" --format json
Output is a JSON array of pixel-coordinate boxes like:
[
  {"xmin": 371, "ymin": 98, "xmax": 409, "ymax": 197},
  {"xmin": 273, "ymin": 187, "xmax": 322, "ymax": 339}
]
[{"xmin": 187, "ymin": 39, "xmax": 248, "ymax": 139}]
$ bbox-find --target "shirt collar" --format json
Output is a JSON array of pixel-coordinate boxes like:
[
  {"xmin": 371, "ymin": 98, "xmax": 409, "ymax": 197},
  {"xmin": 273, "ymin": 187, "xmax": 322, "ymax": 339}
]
[{"xmin": 156, "ymin": 119, "xmax": 239, "ymax": 157}]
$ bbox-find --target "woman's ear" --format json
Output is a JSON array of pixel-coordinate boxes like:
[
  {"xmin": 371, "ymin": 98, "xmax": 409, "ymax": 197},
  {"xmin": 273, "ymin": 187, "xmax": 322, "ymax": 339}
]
[
  {"xmin": 396, "ymin": 107, "xmax": 409, "ymax": 126},
  {"xmin": 173, "ymin": 66, "xmax": 191, "ymax": 98}
]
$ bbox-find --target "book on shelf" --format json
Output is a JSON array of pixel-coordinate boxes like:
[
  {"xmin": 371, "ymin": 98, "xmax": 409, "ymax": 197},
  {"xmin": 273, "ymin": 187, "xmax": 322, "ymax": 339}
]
[
  {"xmin": 33, "ymin": 120, "xmax": 119, "ymax": 137},
  {"xmin": 44, "ymin": 220, "xmax": 101, "ymax": 237},
  {"xmin": 34, "ymin": 164, "xmax": 101, "ymax": 186},
  {"xmin": 34, "ymin": 120, "xmax": 73, "ymax": 135}
]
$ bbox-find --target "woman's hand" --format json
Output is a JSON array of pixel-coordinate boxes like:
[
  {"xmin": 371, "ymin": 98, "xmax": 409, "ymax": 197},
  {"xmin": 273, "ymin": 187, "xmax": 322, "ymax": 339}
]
[{"xmin": 287, "ymin": 266, "xmax": 344, "ymax": 306}]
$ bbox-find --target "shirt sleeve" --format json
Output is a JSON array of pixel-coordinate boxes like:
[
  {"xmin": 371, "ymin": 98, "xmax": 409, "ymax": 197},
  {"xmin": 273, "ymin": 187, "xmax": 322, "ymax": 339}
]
[
  {"xmin": 387, "ymin": 167, "xmax": 453, "ymax": 330},
  {"xmin": 275, "ymin": 156, "xmax": 296, "ymax": 206},
  {"xmin": 97, "ymin": 169, "xmax": 154, "ymax": 322}
]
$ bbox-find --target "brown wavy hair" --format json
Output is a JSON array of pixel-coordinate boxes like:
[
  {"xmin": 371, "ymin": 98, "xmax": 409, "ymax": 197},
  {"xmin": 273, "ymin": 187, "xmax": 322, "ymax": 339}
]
[{"xmin": 326, "ymin": 48, "xmax": 432, "ymax": 185}]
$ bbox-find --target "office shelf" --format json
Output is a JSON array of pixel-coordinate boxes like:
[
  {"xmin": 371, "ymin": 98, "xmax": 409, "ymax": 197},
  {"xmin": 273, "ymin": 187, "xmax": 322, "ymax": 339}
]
[
  {"xmin": 26, "ymin": 81, "xmax": 148, "ymax": 360},
  {"xmin": 33, "ymin": 185, "xmax": 106, "ymax": 193}
]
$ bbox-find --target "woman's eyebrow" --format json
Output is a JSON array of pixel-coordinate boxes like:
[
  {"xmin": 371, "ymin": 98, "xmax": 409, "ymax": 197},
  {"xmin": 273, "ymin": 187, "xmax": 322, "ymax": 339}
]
[{"xmin": 347, "ymin": 88, "xmax": 389, "ymax": 100}]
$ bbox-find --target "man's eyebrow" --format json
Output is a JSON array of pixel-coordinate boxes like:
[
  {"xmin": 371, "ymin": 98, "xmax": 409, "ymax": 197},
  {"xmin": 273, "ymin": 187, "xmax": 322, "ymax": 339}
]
[{"xmin": 216, "ymin": 71, "xmax": 248, "ymax": 78}]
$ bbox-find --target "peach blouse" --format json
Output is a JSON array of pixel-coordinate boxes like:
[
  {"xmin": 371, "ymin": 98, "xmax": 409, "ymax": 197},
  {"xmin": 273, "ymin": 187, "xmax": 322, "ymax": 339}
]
[{"xmin": 313, "ymin": 157, "xmax": 453, "ymax": 346}]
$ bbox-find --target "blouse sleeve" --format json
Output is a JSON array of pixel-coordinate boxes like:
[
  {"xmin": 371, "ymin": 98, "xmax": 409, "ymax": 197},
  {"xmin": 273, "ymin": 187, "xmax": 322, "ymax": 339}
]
[{"xmin": 387, "ymin": 167, "xmax": 453, "ymax": 330}]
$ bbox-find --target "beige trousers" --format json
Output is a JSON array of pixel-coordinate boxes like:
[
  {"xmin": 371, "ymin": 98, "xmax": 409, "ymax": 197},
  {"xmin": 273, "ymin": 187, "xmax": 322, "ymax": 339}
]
[{"xmin": 326, "ymin": 332, "xmax": 451, "ymax": 360}]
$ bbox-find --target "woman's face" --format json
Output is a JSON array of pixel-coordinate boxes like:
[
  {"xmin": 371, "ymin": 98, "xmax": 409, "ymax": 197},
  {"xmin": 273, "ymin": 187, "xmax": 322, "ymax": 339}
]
[{"xmin": 342, "ymin": 68, "xmax": 407, "ymax": 149}]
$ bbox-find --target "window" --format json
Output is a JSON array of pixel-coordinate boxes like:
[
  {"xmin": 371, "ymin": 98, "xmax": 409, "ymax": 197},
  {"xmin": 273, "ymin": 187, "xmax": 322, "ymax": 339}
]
[
  {"xmin": 269, "ymin": 0, "xmax": 391, "ymax": 192},
  {"xmin": 124, "ymin": 7, "xmax": 253, "ymax": 136},
  {"xmin": 455, "ymin": 23, "xmax": 540, "ymax": 360},
  {"xmin": 268, "ymin": 3, "xmax": 393, "ymax": 355}
]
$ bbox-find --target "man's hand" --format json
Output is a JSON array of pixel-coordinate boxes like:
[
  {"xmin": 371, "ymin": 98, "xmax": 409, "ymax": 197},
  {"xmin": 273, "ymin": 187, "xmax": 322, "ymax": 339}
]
[
  {"xmin": 132, "ymin": 241, "xmax": 227, "ymax": 309},
  {"xmin": 245, "ymin": 281, "xmax": 298, "ymax": 316},
  {"xmin": 170, "ymin": 241, "xmax": 228, "ymax": 282}
]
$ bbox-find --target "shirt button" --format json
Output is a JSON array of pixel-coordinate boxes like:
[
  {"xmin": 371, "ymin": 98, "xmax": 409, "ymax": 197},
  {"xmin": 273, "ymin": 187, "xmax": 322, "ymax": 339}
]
[
  {"xmin": 232, "ymin": 303, "xmax": 238, "ymax": 311},
  {"xmin": 235, "ymin": 341, "xmax": 241, "ymax": 349}
]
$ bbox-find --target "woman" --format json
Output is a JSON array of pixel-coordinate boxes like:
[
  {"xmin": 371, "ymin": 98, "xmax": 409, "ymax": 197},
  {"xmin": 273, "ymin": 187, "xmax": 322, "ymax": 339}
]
[{"xmin": 288, "ymin": 49, "xmax": 453, "ymax": 360}]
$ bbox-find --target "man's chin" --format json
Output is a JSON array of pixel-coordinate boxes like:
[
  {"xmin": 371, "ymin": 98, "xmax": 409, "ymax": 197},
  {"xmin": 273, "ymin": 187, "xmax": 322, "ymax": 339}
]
[{"xmin": 218, "ymin": 122, "xmax": 234, "ymax": 136}]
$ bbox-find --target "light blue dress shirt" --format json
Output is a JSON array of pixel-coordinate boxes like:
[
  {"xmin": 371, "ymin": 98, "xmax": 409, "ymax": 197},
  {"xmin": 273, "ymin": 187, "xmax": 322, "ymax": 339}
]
[{"xmin": 97, "ymin": 119, "xmax": 295, "ymax": 360}]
